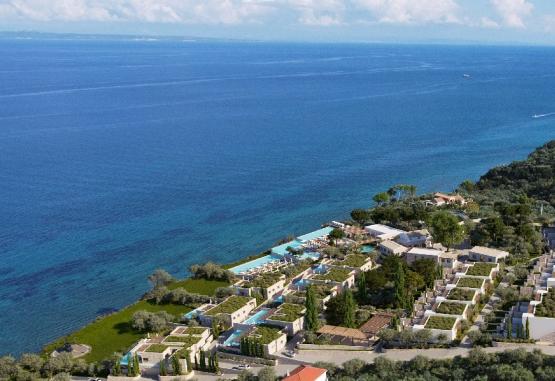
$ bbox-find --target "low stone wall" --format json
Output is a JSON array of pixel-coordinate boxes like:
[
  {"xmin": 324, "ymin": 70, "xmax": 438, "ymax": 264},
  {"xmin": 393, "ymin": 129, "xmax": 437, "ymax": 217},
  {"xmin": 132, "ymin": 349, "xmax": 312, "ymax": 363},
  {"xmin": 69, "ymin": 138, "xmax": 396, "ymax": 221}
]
[
  {"xmin": 107, "ymin": 376, "xmax": 140, "ymax": 381},
  {"xmin": 217, "ymin": 351, "xmax": 276, "ymax": 366},
  {"xmin": 159, "ymin": 372, "xmax": 195, "ymax": 381},
  {"xmin": 298, "ymin": 344, "xmax": 372, "ymax": 351}
]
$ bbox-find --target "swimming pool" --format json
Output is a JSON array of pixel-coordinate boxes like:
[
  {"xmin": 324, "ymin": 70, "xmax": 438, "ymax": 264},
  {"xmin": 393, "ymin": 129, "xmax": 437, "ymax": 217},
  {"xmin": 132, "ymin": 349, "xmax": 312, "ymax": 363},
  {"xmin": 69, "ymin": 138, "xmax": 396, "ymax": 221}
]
[
  {"xmin": 243, "ymin": 308, "xmax": 271, "ymax": 325},
  {"xmin": 120, "ymin": 352, "xmax": 131, "ymax": 366},
  {"xmin": 223, "ymin": 330, "xmax": 244, "ymax": 347},
  {"xmin": 183, "ymin": 307, "xmax": 201, "ymax": 320},
  {"xmin": 229, "ymin": 254, "xmax": 281, "ymax": 274},
  {"xmin": 361, "ymin": 245, "xmax": 375, "ymax": 254},
  {"xmin": 298, "ymin": 251, "xmax": 321, "ymax": 261},
  {"xmin": 294, "ymin": 278, "xmax": 311, "ymax": 287},
  {"xmin": 314, "ymin": 264, "xmax": 328, "ymax": 274}
]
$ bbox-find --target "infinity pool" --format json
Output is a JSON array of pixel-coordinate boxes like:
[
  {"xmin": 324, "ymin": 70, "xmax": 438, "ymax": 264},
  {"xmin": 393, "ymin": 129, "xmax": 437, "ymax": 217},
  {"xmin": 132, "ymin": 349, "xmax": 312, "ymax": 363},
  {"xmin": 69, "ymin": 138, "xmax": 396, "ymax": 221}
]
[
  {"xmin": 229, "ymin": 254, "xmax": 281, "ymax": 274},
  {"xmin": 223, "ymin": 330, "xmax": 244, "ymax": 347},
  {"xmin": 243, "ymin": 308, "xmax": 271, "ymax": 325}
]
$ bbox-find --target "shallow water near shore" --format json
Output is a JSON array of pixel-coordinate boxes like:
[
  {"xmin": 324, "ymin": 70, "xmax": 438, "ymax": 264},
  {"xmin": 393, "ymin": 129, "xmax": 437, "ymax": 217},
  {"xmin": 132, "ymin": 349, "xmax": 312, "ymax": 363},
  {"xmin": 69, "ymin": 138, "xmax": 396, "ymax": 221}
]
[{"xmin": 1, "ymin": 40, "xmax": 555, "ymax": 355}]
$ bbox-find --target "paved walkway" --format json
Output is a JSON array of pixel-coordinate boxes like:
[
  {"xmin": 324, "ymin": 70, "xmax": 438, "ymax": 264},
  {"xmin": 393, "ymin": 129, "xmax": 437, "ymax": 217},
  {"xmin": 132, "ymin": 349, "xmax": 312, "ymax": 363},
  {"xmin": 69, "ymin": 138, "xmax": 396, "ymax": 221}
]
[{"xmin": 294, "ymin": 343, "xmax": 555, "ymax": 365}]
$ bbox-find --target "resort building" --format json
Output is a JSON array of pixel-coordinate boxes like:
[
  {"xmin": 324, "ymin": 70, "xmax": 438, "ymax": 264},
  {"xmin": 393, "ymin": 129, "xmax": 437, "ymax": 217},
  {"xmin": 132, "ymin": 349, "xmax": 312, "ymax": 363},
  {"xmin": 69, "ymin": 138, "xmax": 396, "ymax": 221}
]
[
  {"xmin": 264, "ymin": 303, "xmax": 306, "ymax": 335},
  {"xmin": 124, "ymin": 326, "xmax": 212, "ymax": 370},
  {"xmin": 283, "ymin": 365, "xmax": 328, "ymax": 381},
  {"xmin": 378, "ymin": 240, "xmax": 407, "ymax": 257},
  {"xmin": 307, "ymin": 265, "xmax": 356, "ymax": 292},
  {"xmin": 221, "ymin": 325, "xmax": 287, "ymax": 357},
  {"xmin": 469, "ymin": 246, "xmax": 509, "ymax": 263},
  {"xmin": 359, "ymin": 312, "xmax": 394, "ymax": 340},
  {"xmin": 234, "ymin": 273, "xmax": 286, "ymax": 301},
  {"xmin": 405, "ymin": 247, "xmax": 459, "ymax": 268},
  {"xmin": 326, "ymin": 253, "xmax": 373, "ymax": 273},
  {"xmin": 412, "ymin": 315, "xmax": 460, "ymax": 341},
  {"xmin": 198, "ymin": 295, "xmax": 257, "ymax": 327},
  {"xmin": 396, "ymin": 229, "xmax": 432, "ymax": 248},
  {"xmin": 432, "ymin": 192, "xmax": 467, "ymax": 206},
  {"xmin": 365, "ymin": 224, "xmax": 406, "ymax": 241}
]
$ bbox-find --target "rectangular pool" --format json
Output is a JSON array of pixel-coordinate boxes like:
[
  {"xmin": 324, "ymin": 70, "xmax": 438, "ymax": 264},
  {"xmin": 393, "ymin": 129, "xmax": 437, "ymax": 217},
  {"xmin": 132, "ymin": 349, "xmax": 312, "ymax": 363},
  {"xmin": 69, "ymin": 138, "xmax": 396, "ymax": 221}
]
[{"xmin": 229, "ymin": 254, "xmax": 281, "ymax": 274}]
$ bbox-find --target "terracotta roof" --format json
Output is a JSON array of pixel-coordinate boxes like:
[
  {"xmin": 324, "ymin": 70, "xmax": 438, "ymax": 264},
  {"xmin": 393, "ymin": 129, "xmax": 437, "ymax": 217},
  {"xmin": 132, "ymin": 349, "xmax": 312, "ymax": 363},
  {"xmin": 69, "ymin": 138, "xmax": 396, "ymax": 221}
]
[
  {"xmin": 359, "ymin": 313, "xmax": 394, "ymax": 336},
  {"xmin": 317, "ymin": 325, "xmax": 367, "ymax": 340},
  {"xmin": 283, "ymin": 365, "xmax": 327, "ymax": 381}
]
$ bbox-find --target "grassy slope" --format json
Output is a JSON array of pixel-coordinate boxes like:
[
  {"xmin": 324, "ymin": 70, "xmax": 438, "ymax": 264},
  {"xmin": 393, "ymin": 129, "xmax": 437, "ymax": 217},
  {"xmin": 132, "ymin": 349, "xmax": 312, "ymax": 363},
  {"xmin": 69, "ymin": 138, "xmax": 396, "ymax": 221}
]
[{"xmin": 43, "ymin": 279, "xmax": 227, "ymax": 363}]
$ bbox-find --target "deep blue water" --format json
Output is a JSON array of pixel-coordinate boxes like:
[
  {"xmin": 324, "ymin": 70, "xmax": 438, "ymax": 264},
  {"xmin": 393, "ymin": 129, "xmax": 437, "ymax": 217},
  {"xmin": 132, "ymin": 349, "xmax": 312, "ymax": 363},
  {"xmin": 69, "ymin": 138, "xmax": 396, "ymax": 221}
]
[{"xmin": 1, "ymin": 40, "xmax": 555, "ymax": 356}]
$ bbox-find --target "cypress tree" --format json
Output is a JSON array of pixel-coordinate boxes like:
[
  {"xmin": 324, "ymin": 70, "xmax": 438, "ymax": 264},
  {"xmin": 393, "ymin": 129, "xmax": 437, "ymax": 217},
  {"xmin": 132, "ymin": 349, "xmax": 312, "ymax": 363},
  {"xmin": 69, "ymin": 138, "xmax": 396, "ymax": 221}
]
[
  {"xmin": 113, "ymin": 358, "xmax": 121, "ymax": 376},
  {"xmin": 305, "ymin": 284, "xmax": 319, "ymax": 331},
  {"xmin": 159, "ymin": 360, "xmax": 166, "ymax": 376},
  {"xmin": 200, "ymin": 351, "xmax": 206, "ymax": 371},
  {"xmin": 213, "ymin": 354, "xmax": 219, "ymax": 373},
  {"xmin": 506, "ymin": 316, "xmax": 512, "ymax": 339},
  {"xmin": 172, "ymin": 355, "xmax": 182, "ymax": 375},
  {"xmin": 131, "ymin": 354, "xmax": 140, "ymax": 377},
  {"xmin": 394, "ymin": 261, "xmax": 406, "ymax": 309},
  {"xmin": 194, "ymin": 355, "xmax": 198, "ymax": 371},
  {"xmin": 356, "ymin": 272, "xmax": 367, "ymax": 302},
  {"xmin": 256, "ymin": 341, "xmax": 264, "ymax": 358},
  {"xmin": 185, "ymin": 352, "xmax": 192, "ymax": 374},
  {"xmin": 343, "ymin": 289, "xmax": 357, "ymax": 328},
  {"xmin": 248, "ymin": 338, "xmax": 255, "ymax": 357},
  {"xmin": 525, "ymin": 318, "xmax": 530, "ymax": 339}
]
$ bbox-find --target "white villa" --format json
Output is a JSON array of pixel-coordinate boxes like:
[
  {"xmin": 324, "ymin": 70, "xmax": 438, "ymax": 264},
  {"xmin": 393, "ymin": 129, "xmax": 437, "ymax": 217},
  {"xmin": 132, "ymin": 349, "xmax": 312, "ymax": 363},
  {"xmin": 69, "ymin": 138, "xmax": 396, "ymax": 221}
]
[
  {"xmin": 396, "ymin": 229, "xmax": 432, "ymax": 248},
  {"xmin": 365, "ymin": 224, "xmax": 406, "ymax": 240},
  {"xmin": 405, "ymin": 247, "xmax": 459, "ymax": 269},
  {"xmin": 469, "ymin": 246, "xmax": 509, "ymax": 263},
  {"xmin": 378, "ymin": 240, "xmax": 407, "ymax": 257}
]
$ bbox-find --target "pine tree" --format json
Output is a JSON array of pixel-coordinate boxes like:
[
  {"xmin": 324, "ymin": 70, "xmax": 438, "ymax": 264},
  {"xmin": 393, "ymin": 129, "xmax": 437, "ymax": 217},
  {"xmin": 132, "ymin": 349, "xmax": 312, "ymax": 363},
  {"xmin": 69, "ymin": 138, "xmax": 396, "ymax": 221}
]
[
  {"xmin": 343, "ymin": 289, "xmax": 357, "ymax": 328},
  {"xmin": 525, "ymin": 318, "xmax": 530, "ymax": 339},
  {"xmin": 305, "ymin": 284, "xmax": 319, "ymax": 331},
  {"xmin": 159, "ymin": 360, "xmax": 166, "ymax": 376},
  {"xmin": 172, "ymin": 355, "xmax": 182, "ymax": 375},
  {"xmin": 356, "ymin": 272, "xmax": 367, "ymax": 302}
]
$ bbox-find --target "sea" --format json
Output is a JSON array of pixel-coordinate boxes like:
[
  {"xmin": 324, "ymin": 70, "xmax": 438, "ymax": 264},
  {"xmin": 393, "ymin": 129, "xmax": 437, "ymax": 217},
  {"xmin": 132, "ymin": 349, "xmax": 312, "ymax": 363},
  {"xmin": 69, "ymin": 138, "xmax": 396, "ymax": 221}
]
[{"xmin": 1, "ymin": 39, "xmax": 555, "ymax": 356}]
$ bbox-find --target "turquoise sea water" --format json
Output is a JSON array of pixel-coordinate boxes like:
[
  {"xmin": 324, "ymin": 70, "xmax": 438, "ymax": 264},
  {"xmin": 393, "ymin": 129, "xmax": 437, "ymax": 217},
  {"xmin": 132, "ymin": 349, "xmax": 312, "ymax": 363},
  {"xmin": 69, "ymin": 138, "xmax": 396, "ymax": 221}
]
[{"xmin": 1, "ymin": 40, "xmax": 555, "ymax": 355}]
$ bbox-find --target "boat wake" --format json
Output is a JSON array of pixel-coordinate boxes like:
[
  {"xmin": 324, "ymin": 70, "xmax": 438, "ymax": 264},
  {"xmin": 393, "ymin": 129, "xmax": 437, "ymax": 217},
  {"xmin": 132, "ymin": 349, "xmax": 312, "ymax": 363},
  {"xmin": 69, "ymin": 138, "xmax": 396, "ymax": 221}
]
[{"xmin": 532, "ymin": 112, "xmax": 555, "ymax": 119}]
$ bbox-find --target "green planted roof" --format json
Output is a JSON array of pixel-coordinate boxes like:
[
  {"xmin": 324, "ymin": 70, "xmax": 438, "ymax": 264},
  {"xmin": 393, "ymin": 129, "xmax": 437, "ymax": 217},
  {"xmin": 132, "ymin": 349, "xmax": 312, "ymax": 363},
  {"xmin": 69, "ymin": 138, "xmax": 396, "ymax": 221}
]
[
  {"xmin": 144, "ymin": 344, "xmax": 168, "ymax": 353},
  {"xmin": 267, "ymin": 303, "xmax": 306, "ymax": 322},
  {"xmin": 312, "ymin": 268, "xmax": 351, "ymax": 282},
  {"xmin": 242, "ymin": 272, "xmax": 284, "ymax": 289},
  {"xmin": 456, "ymin": 277, "xmax": 485, "ymax": 289},
  {"xmin": 246, "ymin": 326, "xmax": 283, "ymax": 344},
  {"xmin": 436, "ymin": 301, "xmax": 467, "ymax": 315},
  {"xmin": 425, "ymin": 316, "xmax": 457, "ymax": 330},
  {"xmin": 331, "ymin": 254, "xmax": 368, "ymax": 268},
  {"xmin": 466, "ymin": 263, "xmax": 496, "ymax": 276},
  {"xmin": 447, "ymin": 287, "xmax": 476, "ymax": 301},
  {"xmin": 204, "ymin": 295, "xmax": 252, "ymax": 316}
]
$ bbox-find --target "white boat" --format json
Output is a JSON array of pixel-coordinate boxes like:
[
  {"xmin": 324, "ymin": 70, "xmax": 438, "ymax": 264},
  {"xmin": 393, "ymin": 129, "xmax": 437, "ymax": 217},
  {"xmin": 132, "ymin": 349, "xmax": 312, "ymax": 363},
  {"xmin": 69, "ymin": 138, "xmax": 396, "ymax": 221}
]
[{"xmin": 462, "ymin": 74, "xmax": 471, "ymax": 79}]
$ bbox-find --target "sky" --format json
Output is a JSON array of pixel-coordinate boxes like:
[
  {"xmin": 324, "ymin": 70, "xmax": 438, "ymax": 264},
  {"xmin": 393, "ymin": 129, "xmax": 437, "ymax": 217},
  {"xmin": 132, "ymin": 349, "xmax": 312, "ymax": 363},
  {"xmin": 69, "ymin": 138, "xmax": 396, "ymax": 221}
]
[{"xmin": 1, "ymin": 0, "xmax": 555, "ymax": 44}]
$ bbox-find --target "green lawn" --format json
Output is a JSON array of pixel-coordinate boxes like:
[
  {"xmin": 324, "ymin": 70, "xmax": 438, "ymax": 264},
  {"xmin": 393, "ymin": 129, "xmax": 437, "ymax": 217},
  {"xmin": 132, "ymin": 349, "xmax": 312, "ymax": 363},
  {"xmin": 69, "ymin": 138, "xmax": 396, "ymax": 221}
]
[
  {"xmin": 167, "ymin": 278, "xmax": 229, "ymax": 294},
  {"xmin": 43, "ymin": 278, "xmax": 226, "ymax": 364}
]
